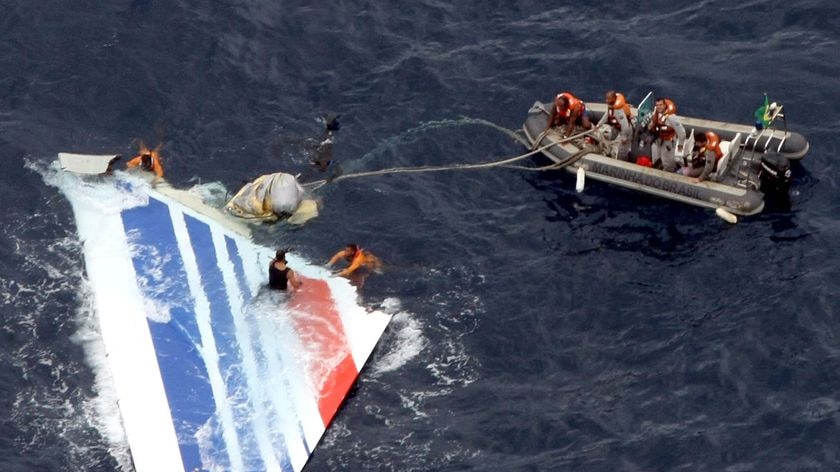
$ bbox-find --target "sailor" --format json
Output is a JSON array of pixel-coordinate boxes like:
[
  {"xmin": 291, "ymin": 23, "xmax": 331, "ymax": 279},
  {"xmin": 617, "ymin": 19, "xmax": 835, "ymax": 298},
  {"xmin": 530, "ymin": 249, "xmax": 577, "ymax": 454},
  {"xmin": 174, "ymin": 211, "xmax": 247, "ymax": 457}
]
[
  {"xmin": 648, "ymin": 98, "xmax": 686, "ymax": 172},
  {"xmin": 126, "ymin": 142, "xmax": 165, "ymax": 181},
  {"xmin": 327, "ymin": 243, "xmax": 382, "ymax": 287},
  {"xmin": 544, "ymin": 92, "xmax": 593, "ymax": 137},
  {"xmin": 596, "ymin": 90, "xmax": 633, "ymax": 161},
  {"xmin": 268, "ymin": 249, "xmax": 302, "ymax": 291},
  {"xmin": 682, "ymin": 131, "xmax": 723, "ymax": 183}
]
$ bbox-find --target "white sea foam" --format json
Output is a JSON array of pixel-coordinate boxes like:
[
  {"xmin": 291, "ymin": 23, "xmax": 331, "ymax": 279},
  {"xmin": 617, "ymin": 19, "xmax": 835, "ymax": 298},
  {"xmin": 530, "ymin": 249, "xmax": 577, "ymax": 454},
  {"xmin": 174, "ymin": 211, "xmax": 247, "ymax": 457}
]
[
  {"xmin": 187, "ymin": 181, "xmax": 231, "ymax": 208},
  {"xmin": 70, "ymin": 277, "xmax": 134, "ymax": 471},
  {"xmin": 372, "ymin": 311, "xmax": 426, "ymax": 375},
  {"xmin": 380, "ymin": 297, "xmax": 402, "ymax": 314},
  {"xmin": 21, "ymin": 160, "xmax": 137, "ymax": 470},
  {"xmin": 33, "ymin": 162, "xmax": 141, "ymax": 471},
  {"xmin": 40, "ymin": 162, "xmax": 151, "ymax": 215}
]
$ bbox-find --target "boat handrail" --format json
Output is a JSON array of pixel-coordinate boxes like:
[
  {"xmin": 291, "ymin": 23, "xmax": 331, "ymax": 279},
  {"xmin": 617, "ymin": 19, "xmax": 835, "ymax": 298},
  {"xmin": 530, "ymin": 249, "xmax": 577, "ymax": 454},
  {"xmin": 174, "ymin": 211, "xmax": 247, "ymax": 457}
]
[{"xmin": 777, "ymin": 134, "xmax": 787, "ymax": 153}]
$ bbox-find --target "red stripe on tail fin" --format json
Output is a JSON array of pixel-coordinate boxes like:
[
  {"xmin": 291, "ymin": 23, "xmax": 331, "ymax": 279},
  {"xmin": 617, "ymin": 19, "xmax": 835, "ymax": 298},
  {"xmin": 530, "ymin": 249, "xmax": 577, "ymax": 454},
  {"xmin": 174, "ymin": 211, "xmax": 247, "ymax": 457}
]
[{"xmin": 288, "ymin": 276, "xmax": 360, "ymax": 426}]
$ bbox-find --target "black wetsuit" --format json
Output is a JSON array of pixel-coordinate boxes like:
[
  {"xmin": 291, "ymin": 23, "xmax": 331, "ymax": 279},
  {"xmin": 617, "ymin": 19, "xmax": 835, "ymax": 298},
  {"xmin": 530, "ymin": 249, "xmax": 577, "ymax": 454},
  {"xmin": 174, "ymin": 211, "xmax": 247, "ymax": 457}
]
[{"xmin": 268, "ymin": 264, "xmax": 290, "ymax": 290}]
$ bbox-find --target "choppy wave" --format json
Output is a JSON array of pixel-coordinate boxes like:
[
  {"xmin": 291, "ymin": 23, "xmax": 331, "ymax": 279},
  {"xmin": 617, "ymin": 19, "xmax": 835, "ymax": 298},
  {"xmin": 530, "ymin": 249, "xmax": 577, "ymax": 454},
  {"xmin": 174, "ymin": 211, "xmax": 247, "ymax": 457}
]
[{"xmin": 4, "ymin": 1, "xmax": 840, "ymax": 471}]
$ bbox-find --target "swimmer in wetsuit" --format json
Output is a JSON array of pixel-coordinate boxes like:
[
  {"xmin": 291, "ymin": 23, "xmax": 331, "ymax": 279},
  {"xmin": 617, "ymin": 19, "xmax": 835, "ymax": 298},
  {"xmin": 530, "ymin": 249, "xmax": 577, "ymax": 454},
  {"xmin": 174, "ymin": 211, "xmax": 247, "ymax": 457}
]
[{"xmin": 268, "ymin": 249, "xmax": 302, "ymax": 291}]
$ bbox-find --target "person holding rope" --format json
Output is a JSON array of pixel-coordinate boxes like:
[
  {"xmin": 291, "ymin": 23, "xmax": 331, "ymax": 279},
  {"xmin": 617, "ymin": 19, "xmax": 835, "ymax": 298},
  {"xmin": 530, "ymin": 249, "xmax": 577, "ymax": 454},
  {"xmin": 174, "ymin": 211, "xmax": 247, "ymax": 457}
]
[{"xmin": 543, "ymin": 92, "xmax": 593, "ymax": 137}]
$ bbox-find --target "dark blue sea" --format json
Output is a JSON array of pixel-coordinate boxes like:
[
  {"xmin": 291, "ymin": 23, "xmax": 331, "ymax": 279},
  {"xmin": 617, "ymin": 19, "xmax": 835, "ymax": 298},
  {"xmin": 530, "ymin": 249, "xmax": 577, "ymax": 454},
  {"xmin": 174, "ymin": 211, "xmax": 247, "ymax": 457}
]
[{"xmin": 3, "ymin": 1, "xmax": 840, "ymax": 471}]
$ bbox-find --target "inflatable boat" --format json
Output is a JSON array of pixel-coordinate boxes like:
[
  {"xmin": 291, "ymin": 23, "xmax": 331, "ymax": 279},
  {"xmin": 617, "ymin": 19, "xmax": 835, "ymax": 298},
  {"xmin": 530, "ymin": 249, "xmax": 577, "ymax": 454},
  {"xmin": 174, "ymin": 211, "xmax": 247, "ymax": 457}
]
[
  {"xmin": 522, "ymin": 93, "xmax": 809, "ymax": 218},
  {"xmin": 52, "ymin": 153, "xmax": 392, "ymax": 472}
]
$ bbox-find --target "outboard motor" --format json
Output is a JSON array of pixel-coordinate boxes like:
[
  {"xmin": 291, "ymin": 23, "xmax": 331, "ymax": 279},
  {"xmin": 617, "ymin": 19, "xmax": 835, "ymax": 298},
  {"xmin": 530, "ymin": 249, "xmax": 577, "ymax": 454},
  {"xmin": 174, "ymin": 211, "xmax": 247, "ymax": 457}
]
[{"xmin": 759, "ymin": 151, "xmax": 791, "ymax": 195}]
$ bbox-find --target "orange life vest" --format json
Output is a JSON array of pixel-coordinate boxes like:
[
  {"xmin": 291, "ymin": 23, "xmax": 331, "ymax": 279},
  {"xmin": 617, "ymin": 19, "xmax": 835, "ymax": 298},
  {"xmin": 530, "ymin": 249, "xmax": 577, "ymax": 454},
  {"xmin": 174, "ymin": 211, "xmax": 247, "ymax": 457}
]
[
  {"xmin": 606, "ymin": 92, "xmax": 632, "ymax": 130},
  {"xmin": 690, "ymin": 131, "xmax": 724, "ymax": 169},
  {"xmin": 651, "ymin": 98, "xmax": 678, "ymax": 141},
  {"xmin": 344, "ymin": 247, "xmax": 366, "ymax": 266},
  {"xmin": 554, "ymin": 92, "xmax": 585, "ymax": 122},
  {"xmin": 127, "ymin": 152, "xmax": 164, "ymax": 178},
  {"xmin": 704, "ymin": 131, "xmax": 723, "ymax": 161}
]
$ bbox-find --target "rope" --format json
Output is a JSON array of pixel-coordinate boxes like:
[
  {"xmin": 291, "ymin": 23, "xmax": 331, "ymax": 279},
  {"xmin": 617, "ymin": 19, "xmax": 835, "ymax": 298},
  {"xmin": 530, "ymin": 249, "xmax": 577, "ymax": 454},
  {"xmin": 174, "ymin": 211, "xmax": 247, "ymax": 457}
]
[
  {"xmin": 503, "ymin": 148, "xmax": 590, "ymax": 172},
  {"xmin": 350, "ymin": 116, "xmax": 527, "ymax": 170},
  {"xmin": 302, "ymin": 128, "xmax": 595, "ymax": 191}
]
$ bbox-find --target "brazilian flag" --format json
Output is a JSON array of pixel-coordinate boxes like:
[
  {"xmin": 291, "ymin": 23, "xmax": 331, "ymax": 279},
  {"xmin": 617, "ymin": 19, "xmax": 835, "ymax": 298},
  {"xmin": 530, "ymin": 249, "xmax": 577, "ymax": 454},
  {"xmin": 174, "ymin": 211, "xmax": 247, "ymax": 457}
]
[{"xmin": 754, "ymin": 94, "xmax": 772, "ymax": 128}]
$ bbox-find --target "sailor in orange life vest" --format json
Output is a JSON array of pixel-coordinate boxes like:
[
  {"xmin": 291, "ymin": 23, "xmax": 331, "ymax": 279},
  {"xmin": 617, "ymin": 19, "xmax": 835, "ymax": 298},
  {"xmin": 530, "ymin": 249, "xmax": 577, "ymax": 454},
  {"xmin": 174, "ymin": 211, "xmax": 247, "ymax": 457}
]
[
  {"xmin": 268, "ymin": 249, "xmax": 302, "ymax": 291},
  {"xmin": 126, "ymin": 142, "xmax": 165, "ymax": 181},
  {"xmin": 544, "ymin": 92, "xmax": 593, "ymax": 137},
  {"xmin": 327, "ymin": 244, "xmax": 382, "ymax": 278},
  {"xmin": 682, "ymin": 131, "xmax": 723, "ymax": 183},
  {"xmin": 595, "ymin": 90, "xmax": 633, "ymax": 161},
  {"xmin": 648, "ymin": 98, "xmax": 686, "ymax": 172}
]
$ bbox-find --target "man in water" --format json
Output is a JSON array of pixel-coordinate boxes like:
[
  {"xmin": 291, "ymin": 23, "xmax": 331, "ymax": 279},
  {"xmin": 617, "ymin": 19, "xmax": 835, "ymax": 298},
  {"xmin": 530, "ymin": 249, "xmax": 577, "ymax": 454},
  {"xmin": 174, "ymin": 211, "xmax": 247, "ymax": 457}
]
[
  {"xmin": 126, "ymin": 141, "xmax": 164, "ymax": 178},
  {"xmin": 268, "ymin": 249, "xmax": 302, "ymax": 291},
  {"xmin": 311, "ymin": 113, "xmax": 340, "ymax": 172},
  {"xmin": 327, "ymin": 243, "xmax": 381, "ymax": 287}
]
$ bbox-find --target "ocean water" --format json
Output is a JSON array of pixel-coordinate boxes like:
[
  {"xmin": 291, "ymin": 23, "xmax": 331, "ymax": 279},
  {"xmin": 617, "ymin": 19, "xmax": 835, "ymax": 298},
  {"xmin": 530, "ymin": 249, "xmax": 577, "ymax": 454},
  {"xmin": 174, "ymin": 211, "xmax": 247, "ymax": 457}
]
[{"xmin": 2, "ymin": 1, "xmax": 840, "ymax": 471}]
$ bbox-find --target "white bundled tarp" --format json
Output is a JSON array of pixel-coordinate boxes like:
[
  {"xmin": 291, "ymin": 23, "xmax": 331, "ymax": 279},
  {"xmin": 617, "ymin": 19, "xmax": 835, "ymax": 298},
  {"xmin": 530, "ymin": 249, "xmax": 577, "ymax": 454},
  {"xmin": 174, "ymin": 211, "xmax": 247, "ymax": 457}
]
[{"xmin": 225, "ymin": 172, "xmax": 304, "ymax": 221}]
